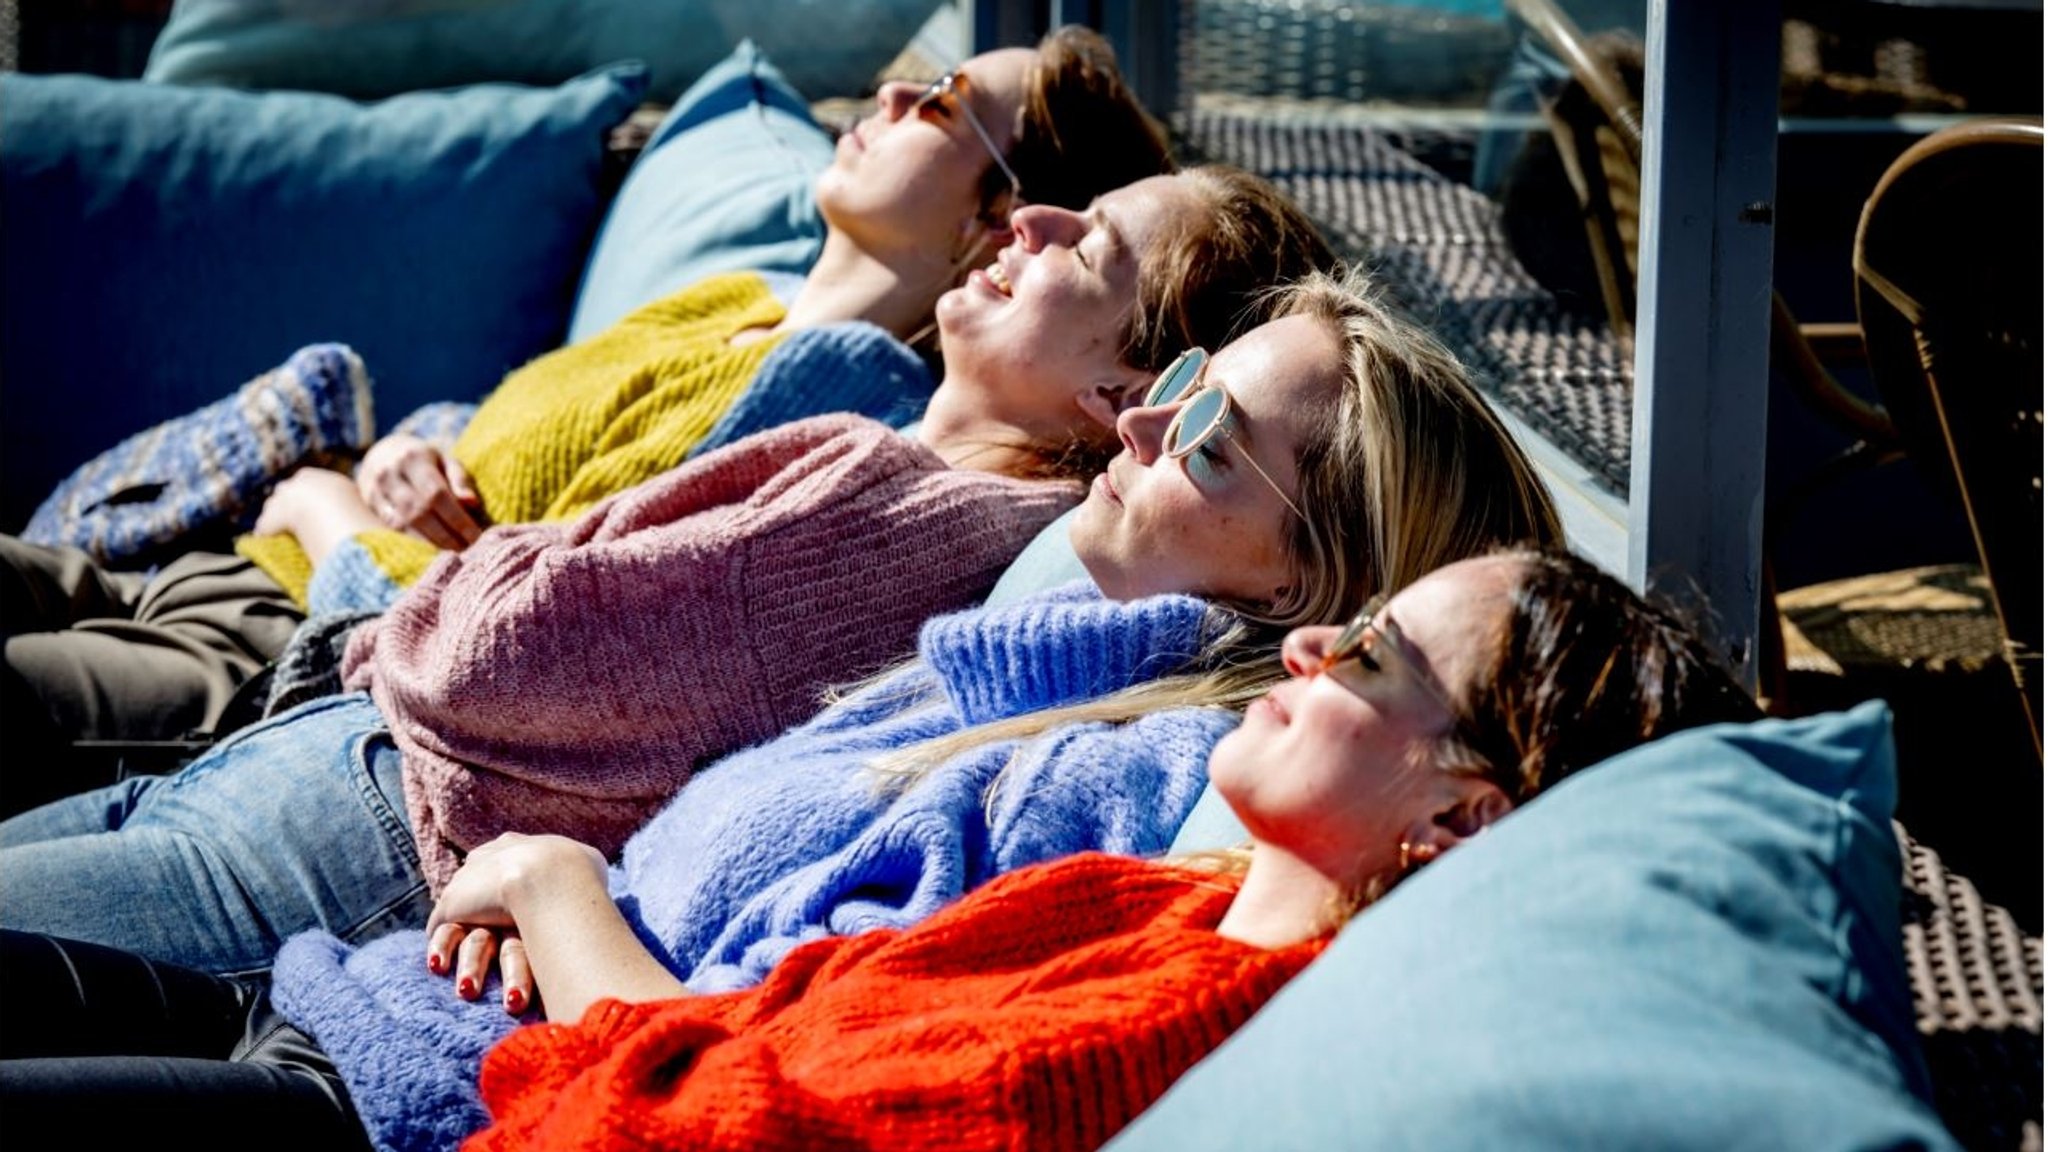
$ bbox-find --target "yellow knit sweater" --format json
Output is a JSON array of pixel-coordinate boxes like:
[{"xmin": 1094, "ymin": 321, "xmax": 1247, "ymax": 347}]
[{"xmin": 242, "ymin": 273, "xmax": 788, "ymax": 602}]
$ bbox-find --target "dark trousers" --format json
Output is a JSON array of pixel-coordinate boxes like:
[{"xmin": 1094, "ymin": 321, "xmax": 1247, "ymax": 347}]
[
  {"xmin": 0, "ymin": 536, "xmax": 303, "ymax": 815},
  {"xmin": 0, "ymin": 930, "xmax": 371, "ymax": 1150}
]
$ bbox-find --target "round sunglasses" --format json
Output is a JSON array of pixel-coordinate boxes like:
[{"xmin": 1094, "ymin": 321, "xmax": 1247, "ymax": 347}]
[
  {"xmin": 1317, "ymin": 593, "xmax": 1478, "ymax": 749},
  {"xmin": 1145, "ymin": 348, "xmax": 1306, "ymax": 521},
  {"xmin": 913, "ymin": 71, "xmax": 1024, "ymax": 209}
]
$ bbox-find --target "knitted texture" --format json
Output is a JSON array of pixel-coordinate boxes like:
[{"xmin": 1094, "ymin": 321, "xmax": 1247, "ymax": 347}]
[
  {"xmin": 304, "ymin": 532, "xmax": 433, "ymax": 615},
  {"xmin": 692, "ymin": 320, "xmax": 936, "ymax": 457},
  {"xmin": 340, "ymin": 414, "xmax": 1079, "ymax": 890},
  {"xmin": 471, "ymin": 854, "xmax": 1324, "ymax": 1152},
  {"xmin": 271, "ymin": 586, "xmax": 1231, "ymax": 1152},
  {"xmin": 25, "ymin": 343, "xmax": 374, "ymax": 566},
  {"xmin": 622, "ymin": 583, "xmax": 1233, "ymax": 993},
  {"xmin": 388, "ymin": 401, "xmax": 478, "ymax": 448},
  {"xmin": 451, "ymin": 271, "xmax": 787, "ymax": 526}
]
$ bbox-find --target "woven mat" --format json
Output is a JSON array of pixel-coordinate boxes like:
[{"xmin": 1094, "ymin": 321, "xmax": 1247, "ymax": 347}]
[
  {"xmin": 1900, "ymin": 825, "xmax": 2044, "ymax": 1152},
  {"xmin": 1180, "ymin": 105, "xmax": 1634, "ymax": 496},
  {"xmin": 1780, "ymin": 564, "xmax": 2010, "ymax": 678}
]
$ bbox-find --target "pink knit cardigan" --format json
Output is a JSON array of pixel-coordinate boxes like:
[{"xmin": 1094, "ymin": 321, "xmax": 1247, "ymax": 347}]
[{"xmin": 342, "ymin": 415, "xmax": 1080, "ymax": 890}]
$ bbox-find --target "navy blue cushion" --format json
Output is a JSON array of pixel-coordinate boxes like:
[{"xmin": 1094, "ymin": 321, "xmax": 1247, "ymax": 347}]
[
  {"xmin": 142, "ymin": 0, "xmax": 942, "ymax": 105},
  {"xmin": 1120, "ymin": 702, "xmax": 1958, "ymax": 1152},
  {"xmin": 0, "ymin": 66, "xmax": 644, "ymax": 530},
  {"xmin": 566, "ymin": 41, "xmax": 833, "ymax": 343}
]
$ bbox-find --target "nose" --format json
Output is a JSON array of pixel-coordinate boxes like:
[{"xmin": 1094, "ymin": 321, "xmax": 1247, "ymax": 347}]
[
  {"xmin": 1281, "ymin": 626, "xmax": 1340, "ymax": 679},
  {"xmin": 1010, "ymin": 203, "xmax": 1088, "ymax": 253},
  {"xmin": 1113, "ymin": 400, "xmax": 1173, "ymax": 465},
  {"xmin": 875, "ymin": 81, "xmax": 922, "ymax": 120}
]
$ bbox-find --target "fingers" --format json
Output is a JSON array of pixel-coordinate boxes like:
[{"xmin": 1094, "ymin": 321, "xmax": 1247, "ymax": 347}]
[
  {"xmin": 498, "ymin": 934, "xmax": 535, "ymax": 1016},
  {"xmin": 420, "ymin": 484, "xmax": 487, "ymax": 550},
  {"xmin": 358, "ymin": 438, "xmax": 486, "ymax": 548},
  {"xmin": 455, "ymin": 926, "xmax": 498, "ymax": 1000},
  {"xmin": 426, "ymin": 920, "xmax": 467, "ymax": 977}
]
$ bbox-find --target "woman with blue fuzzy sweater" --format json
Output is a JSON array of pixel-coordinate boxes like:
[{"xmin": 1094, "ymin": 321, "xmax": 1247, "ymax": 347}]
[{"xmin": 8, "ymin": 275, "xmax": 1559, "ymax": 1151}]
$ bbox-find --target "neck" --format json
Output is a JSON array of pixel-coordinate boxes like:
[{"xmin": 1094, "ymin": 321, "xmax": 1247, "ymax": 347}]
[
  {"xmin": 1213, "ymin": 840, "xmax": 1349, "ymax": 950},
  {"xmin": 774, "ymin": 230, "xmax": 967, "ymax": 341},
  {"xmin": 914, "ymin": 386, "xmax": 1047, "ymax": 475}
]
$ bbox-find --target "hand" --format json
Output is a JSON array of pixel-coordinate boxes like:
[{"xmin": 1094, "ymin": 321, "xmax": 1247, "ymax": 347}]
[
  {"xmin": 252, "ymin": 467, "xmax": 370, "ymax": 540},
  {"xmin": 426, "ymin": 923, "xmax": 536, "ymax": 1016},
  {"xmin": 356, "ymin": 433, "xmax": 487, "ymax": 550},
  {"xmin": 426, "ymin": 833, "xmax": 608, "ymax": 1016}
]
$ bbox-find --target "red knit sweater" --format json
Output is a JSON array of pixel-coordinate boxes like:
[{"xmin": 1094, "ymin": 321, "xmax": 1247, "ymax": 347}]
[{"xmin": 466, "ymin": 853, "xmax": 1324, "ymax": 1152}]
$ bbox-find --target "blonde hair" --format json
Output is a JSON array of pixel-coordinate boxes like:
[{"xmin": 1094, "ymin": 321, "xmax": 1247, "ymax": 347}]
[
  {"xmin": 1207, "ymin": 268, "xmax": 1562, "ymax": 631},
  {"xmin": 868, "ymin": 271, "xmax": 1563, "ymax": 796}
]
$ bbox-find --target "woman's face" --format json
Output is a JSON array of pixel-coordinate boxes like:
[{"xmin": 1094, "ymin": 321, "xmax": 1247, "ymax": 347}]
[
  {"xmin": 1208, "ymin": 555, "xmax": 1522, "ymax": 884},
  {"xmin": 932, "ymin": 174, "xmax": 1203, "ymax": 435},
  {"xmin": 815, "ymin": 49, "xmax": 1033, "ymax": 258},
  {"xmin": 1069, "ymin": 312, "xmax": 1335, "ymax": 608}
]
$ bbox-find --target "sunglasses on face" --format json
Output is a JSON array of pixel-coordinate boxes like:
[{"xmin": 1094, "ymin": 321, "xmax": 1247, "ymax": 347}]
[
  {"xmin": 1317, "ymin": 595, "xmax": 1468, "ymax": 734},
  {"xmin": 914, "ymin": 71, "xmax": 1024, "ymax": 210},
  {"xmin": 1145, "ymin": 348, "xmax": 1307, "ymax": 522}
]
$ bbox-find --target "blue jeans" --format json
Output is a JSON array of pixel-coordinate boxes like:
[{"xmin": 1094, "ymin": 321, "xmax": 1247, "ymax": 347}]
[{"xmin": 0, "ymin": 693, "xmax": 430, "ymax": 978}]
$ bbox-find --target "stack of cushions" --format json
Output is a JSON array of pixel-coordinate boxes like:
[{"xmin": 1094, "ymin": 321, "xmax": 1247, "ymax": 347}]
[
  {"xmin": 1107, "ymin": 701, "xmax": 1960, "ymax": 1151},
  {"xmin": 141, "ymin": 0, "xmax": 944, "ymax": 106},
  {"xmin": 2, "ymin": 40, "xmax": 837, "ymax": 536}
]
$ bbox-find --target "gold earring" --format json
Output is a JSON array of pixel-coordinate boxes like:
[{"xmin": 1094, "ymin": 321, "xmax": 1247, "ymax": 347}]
[{"xmin": 1398, "ymin": 840, "xmax": 1414, "ymax": 873}]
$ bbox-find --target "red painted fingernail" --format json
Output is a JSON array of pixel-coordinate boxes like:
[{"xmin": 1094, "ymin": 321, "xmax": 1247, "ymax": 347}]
[
  {"xmin": 427, "ymin": 953, "xmax": 446, "ymax": 974},
  {"xmin": 458, "ymin": 977, "xmax": 476, "ymax": 998},
  {"xmin": 505, "ymin": 988, "xmax": 525, "ymax": 1013}
]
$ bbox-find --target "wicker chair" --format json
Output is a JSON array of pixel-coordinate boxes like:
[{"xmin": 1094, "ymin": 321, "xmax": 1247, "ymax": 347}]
[{"xmin": 1849, "ymin": 117, "xmax": 2044, "ymax": 756}]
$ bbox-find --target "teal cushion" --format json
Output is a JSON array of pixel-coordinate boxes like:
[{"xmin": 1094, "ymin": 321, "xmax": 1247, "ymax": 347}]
[
  {"xmin": 0, "ymin": 66, "xmax": 643, "ymax": 530},
  {"xmin": 984, "ymin": 508, "xmax": 1094, "ymax": 607},
  {"xmin": 142, "ymin": 0, "xmax": 943, "ymax": 104},
  {"xmin": 566, "ymin": 41, "xmax": 833, "ymax": 343},
  {"xmin": 1117, "ymin": 702, "xmax": 1959, "ymax": 1152}
]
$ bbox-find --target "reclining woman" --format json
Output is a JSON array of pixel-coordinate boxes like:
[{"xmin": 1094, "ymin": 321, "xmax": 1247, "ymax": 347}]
[
  {"xmin": 0, "ymin": 25, "xmax": 1176, "ymax": 806},
  {"xmin": 0, "ymin": 180, "xmax": 1343, "ymax": 974},
  {"xmin": 0, "ymin": 547, "xmax": 1762, "ymax": 1152}
]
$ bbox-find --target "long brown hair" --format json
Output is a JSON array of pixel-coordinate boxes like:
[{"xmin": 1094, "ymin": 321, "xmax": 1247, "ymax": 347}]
[
  {"xmin": 997, "ymin": 25, "xmax": 1175, "ymax": 216},
  {"xmin": 1452, "ymin": 546, "xmax": 1763, "ymax": 804}
]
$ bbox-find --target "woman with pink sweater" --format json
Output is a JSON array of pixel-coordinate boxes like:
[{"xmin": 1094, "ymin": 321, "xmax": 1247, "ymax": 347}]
[{"xmin": 0, "ymin": 172, "xmax": 1336, "ymax": 976}]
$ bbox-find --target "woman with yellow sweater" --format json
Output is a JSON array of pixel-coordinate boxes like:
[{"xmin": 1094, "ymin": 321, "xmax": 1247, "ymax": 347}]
[{"xmin": 0, "ymin": 26, "xmax": 1190, "ymax": 793}]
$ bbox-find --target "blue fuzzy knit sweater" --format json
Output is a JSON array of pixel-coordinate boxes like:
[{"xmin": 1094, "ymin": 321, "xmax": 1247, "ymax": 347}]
[{"xmin": 270, "ymin": 583, "xmax": 1238, "ymax": 1152}]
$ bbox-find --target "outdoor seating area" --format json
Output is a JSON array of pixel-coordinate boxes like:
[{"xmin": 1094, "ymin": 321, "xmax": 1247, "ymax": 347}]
[{"xmin": 0, "ymin": 1, "xmax": 2040, "ymax": 1148}]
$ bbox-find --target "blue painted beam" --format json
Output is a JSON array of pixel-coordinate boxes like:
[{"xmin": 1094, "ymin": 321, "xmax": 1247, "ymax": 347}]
[{"xmin": 1629, "ymin": 0, "xmax": 1782, "ymax": 686}]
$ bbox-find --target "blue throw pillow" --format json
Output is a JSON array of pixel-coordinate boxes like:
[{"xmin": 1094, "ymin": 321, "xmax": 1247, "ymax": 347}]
[
  {"xmin": 1117, "ymin": 702, "xmax": 1960, "ymax": 1152},
  {"xmin": 142, "ymin": 0, "xmax": 942, "ymax": 105},
  {"xmin": 566, "ymin": 41, "xmax": 834, "ymax": 343},
  {"xmin": 0, "ymin": 66, "xmax": 644, "ymax": 531}
]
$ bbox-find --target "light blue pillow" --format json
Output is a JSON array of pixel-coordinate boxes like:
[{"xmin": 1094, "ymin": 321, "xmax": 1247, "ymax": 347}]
[
  {"xmin": 984, "ymin": 508, "xmax": 1095, "ymax": 607},
  {"xmin": 566, "ymin": 41, "xmax": 834, "ymax": 343},
  {"xmin": 142, "ymin": 0, "xmax": 943, "ymax": 105},
  {"xmin": 0, "ymin": 66, "xmax": 645, "ymax": 531},
  {"xmin": 1116, "ymin": 702, "xmax": 1959, "ymax": 1152}
]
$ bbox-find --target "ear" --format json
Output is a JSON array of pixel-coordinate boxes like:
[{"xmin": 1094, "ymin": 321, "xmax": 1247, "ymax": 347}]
[
  {"xmin": 1073, "ymin": 368, "xmax": 1152, "ymax": 432},
  {"xmin": 1404, "ymin": 777, "xmax": 1513, "ymax": 869}
]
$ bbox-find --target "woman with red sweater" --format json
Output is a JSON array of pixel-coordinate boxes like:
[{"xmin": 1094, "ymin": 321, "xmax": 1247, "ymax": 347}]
[{"xmin": 445, "ymin": 546, "xmax": 1760, "ymax": 1152}]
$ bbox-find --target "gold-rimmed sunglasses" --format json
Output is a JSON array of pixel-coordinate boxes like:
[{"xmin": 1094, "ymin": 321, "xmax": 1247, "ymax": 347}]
[
  {"xmin": 914, "ymin": 71, "xmax": 1024, "ymax": 209},
  {"xmin": 1317, "ymin": 594, "xmax": 1468, "ymax": 734},
  {"xmin": 1145, "ymin": 347, "xmax": 1306, "ymax": 522}
]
